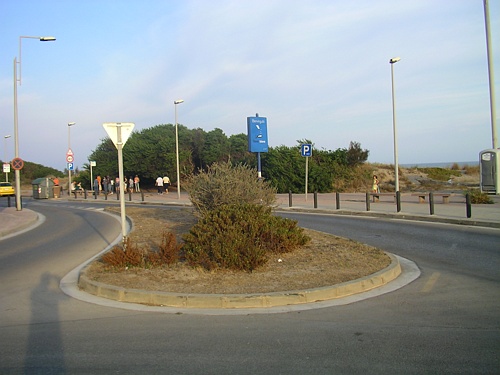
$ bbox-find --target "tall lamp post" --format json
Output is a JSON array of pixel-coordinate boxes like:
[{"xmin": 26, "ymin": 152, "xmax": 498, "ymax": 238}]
[
  {"xmin": 174, "ymin": 99, "xmax": 184, "ymax": 200},
  {"xmin": 4, "ymin": 135, "xmax": 11, "ymax": 182},
  {"xmin": 389, "ymin": 57, "xmax": 401, "ymax": 193},
  {"xmin": 14, "ymin": 35, "xmax": 56, "ymax": 210},
  {"xmin": 67, "ymin": 122, "xmax": 76, "ymax": 193},
  {"xmin": 483, "ymin": 0, "xmax": 497, "ymax": 149}
]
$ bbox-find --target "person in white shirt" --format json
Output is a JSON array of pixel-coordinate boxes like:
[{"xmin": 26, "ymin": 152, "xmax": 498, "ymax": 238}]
[{"xmin": 156, "ymin": 176, "xmax": 164, "ymax": 195}]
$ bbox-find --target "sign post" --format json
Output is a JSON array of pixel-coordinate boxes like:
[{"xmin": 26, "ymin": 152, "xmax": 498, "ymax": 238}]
[
  {"xmin": 3, "ymin": 163, "xmax": 10, "ymax": 182},
  {"xmin": 89, "ymin": 161, "xmax": 96, "ymax": 191},
  {"xmin": 301, "ymin": 144, "xmax": 312, "ymax": 201},
  {"xmin": 103, "ymin": 122, "xmax": 135, "ymax": 245},
  {"xmin": 247, "ymin": 114, "xmax": 269, "ymax": 179}
]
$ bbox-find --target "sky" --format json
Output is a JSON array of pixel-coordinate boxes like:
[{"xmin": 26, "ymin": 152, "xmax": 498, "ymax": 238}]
[{"xmin": 0, "ymin": 0, "xmax": 498, "ymax": 172}]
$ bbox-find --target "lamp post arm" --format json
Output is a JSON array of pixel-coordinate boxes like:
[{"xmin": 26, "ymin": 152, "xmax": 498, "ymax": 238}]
[{"xmin": 18, "ymin": 36, "xmax": 56, "ymax": 85}]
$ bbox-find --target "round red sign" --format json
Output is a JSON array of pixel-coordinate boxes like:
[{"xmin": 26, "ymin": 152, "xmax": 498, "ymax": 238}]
[{"xmin": 12, "ymin": 157, "xmax": 24, "ymax": 170}]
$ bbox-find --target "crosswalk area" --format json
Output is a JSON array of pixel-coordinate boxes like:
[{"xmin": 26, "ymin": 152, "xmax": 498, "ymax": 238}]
[{"xmin": 28, "ymin": 200, "xmax": 106, "ymax": 212}]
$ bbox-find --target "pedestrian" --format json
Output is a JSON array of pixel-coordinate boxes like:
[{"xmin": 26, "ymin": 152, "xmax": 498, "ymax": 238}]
[
  {"xmin": 115, "ymin": 177, "xmax": 120, "ymax": 194},
  {"xmin": 102, "ymin": 176, "xmax": 108, "ymax": 195},
  {"xmin": 372, "ymin": 175, "xmax": 380, "ymax": 193},
  {"xmin": 97, "ymin": 175, "xmax": 102, "ymax": 192},
  {"xmin": 156, "ymin": 176, "xmax": 164, "ymax": 194},
  {"xmin": 163, "ymin": 175, "xmax": 170, "ymax": 194},
  {"xmin": 128, "ymin": 176, "xmax": 134, "ymax": 193},
  {"xmin": 109, "ymin": 177, "xmax": 114, "ymax": 194},
  {"xmin": 134, "ymin": 175, "xmax": 140, "ymax": 192},
  {"xmin": 93, "ymin": 176, "xmax": 100, "ymax": 196}
]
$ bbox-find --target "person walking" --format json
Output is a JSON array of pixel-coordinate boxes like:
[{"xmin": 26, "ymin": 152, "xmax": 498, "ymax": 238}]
[
  {"xmin": 372, "ymin": 175, "xmax": 380, "ymax": 193},
  {"xmin": 156, "ymin": 176, "xmax": 164, "ymax": 195},
  {"xmin": 162, "ymin": 175, "xmax": 170, "ymax": 194}
]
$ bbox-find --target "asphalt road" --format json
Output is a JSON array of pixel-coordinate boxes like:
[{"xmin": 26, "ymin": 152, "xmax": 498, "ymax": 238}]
[{"xmin": 0, "ymin": 202, "xmax": 499, "ymax": 374}]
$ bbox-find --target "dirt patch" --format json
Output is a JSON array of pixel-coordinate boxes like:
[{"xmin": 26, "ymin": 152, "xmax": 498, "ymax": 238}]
[{"xmin": 84, "ymin": 207, "xmax": 391, "ymax": 294}]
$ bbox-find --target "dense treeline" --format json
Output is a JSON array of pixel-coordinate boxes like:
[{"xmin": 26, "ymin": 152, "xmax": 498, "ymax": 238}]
[
  {"xmin": 77, "ymin": 124, "xmax": 369, "ymax": 193},
  {"xmin": 0, "ymin": 159, "xmax": 64, "ymax": 184}
]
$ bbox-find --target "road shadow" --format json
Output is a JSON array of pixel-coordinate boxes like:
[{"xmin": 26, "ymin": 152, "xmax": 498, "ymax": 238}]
[{"xmin": 24, "ymin": 272, "xmax": 66, "ymax": 374}]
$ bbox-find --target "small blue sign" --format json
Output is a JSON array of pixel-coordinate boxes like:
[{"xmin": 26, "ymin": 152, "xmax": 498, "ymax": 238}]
[
  {"xmin": 67, "ymin": 162, "xmax": 74, "ymax": 171},
  {"xmin": 247, "ymin": 116, "xmax": 268, "ymax": 153},
  {"xmin": 301, "ymin": 144, "xmax": 312, "ymax": 157}
]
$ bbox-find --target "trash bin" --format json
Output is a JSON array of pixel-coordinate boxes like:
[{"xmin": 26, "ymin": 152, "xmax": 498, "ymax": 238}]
[
  {"xmin": 32, "ymin": 178, "xmax": 55, "ymax": 199},
  {"xmin": 53, "ymin": 185, "xmax": 61, "ymax": 198}
]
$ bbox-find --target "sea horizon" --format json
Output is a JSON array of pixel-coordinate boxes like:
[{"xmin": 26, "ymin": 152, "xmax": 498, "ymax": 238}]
[{"xmin": 400, "ymin": 161, "xmax": 479, "ymax": 168}]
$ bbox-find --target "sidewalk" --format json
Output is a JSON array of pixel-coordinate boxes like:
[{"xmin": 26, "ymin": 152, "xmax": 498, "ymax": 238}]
[
  {"xmin": 63, "ymin": 190, "xmax": 500, "ymax": 227},
  {"xmin": 1, "ymin": 191, "xmax": 499, "ymax": 241}
]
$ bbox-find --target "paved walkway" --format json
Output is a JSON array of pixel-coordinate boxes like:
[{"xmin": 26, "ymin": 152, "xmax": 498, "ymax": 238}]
[{"xmin": 1, "ymin": 191, "xmax": 500, "ymax": 240}]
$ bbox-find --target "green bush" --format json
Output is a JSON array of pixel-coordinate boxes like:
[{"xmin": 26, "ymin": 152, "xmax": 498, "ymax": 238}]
[
  {"xmin": 184, "ymin": 161, "xmax": 277, "ymax": 218},
  {"xmin": 183, "ymin": 204, "xmax": 310, "ymax": 272},
  {"xmin": 417, "ymin": 167, "xmax": 461, "ymax": 181},
  {"xmin": 465, "ymin": 190, "xmax": 494, "ymax": 204}
]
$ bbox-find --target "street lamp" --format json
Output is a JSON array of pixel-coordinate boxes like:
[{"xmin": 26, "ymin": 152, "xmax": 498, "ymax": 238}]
[
  {"xmin": 389, "ymin": 57, "xmax": 401, "ymax": 193},
  {"xmin": 13, "ymin": 35, "xmax": 56, "ymax": 210},
  {"xmin": 483, "ymin": 0, "xmax": 497, "ymax": 149},
  {"xmin": 4, "ymin": 135, "xmax": 11, "ymax": 182},
  {"xmin": 68, "ymin": 122, "xmax": 76, "ymax": 193},
  {"xmin": 174, "ymin": 99, "xmax": 184, "ymax": 200}
]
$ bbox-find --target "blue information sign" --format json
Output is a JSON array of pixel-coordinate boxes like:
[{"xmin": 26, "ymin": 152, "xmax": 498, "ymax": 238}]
[
  {"xmin": 67, "ymin": 162, "xmax": 74, "ymax": 171},
  {"xmin": 247, "ymin": 116, "xmax": 268, "ymax": 153},
  {"xmin": 301, "ymin": 144, "xmax": 312, "ymax": 157}
]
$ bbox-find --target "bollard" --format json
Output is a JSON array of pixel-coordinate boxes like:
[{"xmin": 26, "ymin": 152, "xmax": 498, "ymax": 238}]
[
  {"xmin": 396, "ymin": 191, "xmax": 401, "ymax": 212},
  {"xmin": 336, "ymin": 192, "xmax": 340, "ymax": 210},
  {"xmin": 289, "ymin": 190, "xmax": 292, "ymax": 207},
  {"xmin": 84, "ymin": 190, "xmax": 87, "ymax": 199},
  {"xmin": 7, "ymin": 196, "xmax": 11, "ymax": 207},
  {"xmin": 365, "ymin": 192, "xmax": 371, "ymax": 211},
  {"xmin": 129, "ymin": 190, "xmax": 132, "ymax": 201},
  {"xmin": 314, "ymin": 191, "xmax": 318, "ymax": 208},
  {"xmin": 104, "ymin": 192, "xmax": 108, "ymax": 200},
  {"xmin": 466, "ymin": 193, "xmax": 472, "ymax": 218},
  {"xmin": 117, "ymin": 190, "xmax": 120, "ymax": 200},
  {"xmin": 429, "ymin": 192, "xmax": 434, "ymax": 215},
  {"xmin": 94, "ymin": 190, "xmax": 97, "ymax": 199},
  {"xmin": 141, "ymin": 191, "xmax": 145, "ymax": 202}
]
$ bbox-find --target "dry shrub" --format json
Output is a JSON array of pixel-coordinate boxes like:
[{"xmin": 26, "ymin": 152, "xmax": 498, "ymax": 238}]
[
  {"xmin": 463, "ymin": 165, "xmax": 479, "ymax": 175},
  {"xmin": 466, "ymin": 189, "xmax": 493, "ymax": 204},
  {"xmin": 184, "ymin": 161, "xmax": 277, "ymax": 218},
  {"xmin": 101, "ymin": 237, "xmax": 145, "ymax": 267},
  {"xmin": 101, "ymin": 232, "xmax": 183, "ymax": 268},
  {"xmin": 148, "ymin": 231, "xmax": 183, "ymax": 266}
]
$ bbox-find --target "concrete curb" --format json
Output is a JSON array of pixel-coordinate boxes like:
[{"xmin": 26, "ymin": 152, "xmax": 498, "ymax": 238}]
[
  {"xmin": 78, "ymin": 253, "xmax": 401, "ymax": 309},
  {"xmin": 0, "ymin": 208, "xmax": 41, "ymax": 240}
]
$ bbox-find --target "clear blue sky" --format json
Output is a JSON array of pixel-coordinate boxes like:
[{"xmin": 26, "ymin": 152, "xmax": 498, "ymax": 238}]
[{"xmin": 1, "ymin": 0, "xmax": 498, "ymax": 171}]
